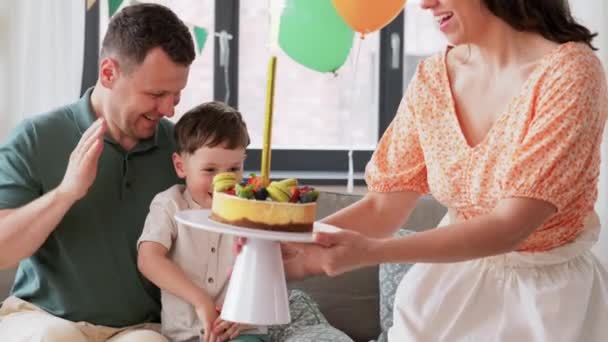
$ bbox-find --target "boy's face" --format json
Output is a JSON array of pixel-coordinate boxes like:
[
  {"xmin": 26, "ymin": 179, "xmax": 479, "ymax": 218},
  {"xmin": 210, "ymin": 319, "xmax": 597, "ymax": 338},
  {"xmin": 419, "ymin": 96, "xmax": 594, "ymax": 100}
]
[{"xmin": 173, "ymin": 143, "xmax": 246, "ymax": 208}]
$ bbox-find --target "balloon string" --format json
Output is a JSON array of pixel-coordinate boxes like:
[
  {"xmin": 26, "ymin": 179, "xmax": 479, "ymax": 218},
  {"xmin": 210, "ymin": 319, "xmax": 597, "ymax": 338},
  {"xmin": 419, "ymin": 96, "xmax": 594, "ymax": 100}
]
[
  {"xmin": 351, "ymin": 35, "xmax": 363, "ymax": 89},
  {"xmin": 346, "ymin": 35, "xmax": 364, "ymax": 193},
  {"xmin": 216, "ymin": 31, "xmax": 233, "ymax": 104}
]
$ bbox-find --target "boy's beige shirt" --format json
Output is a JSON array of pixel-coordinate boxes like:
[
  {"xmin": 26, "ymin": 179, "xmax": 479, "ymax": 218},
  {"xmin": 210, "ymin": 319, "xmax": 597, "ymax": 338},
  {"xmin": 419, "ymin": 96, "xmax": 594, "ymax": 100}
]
[{"xmin": 138, "ymin": 185, "xmax": 264, "ymax": 341}]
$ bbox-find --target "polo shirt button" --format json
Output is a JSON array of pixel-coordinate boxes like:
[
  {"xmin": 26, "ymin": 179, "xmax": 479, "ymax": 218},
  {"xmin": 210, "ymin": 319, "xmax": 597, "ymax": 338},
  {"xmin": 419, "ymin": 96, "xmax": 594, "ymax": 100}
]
[
  {"xmin": 208, "ymin": 277, "xmax": 214, "ymax": 284},
  {"xmin": 125, "ymin": 182, "xmax": 131, "ymax": 188},
  {"xmin": 211, "ymin": 247, "xmax": 216, "ymax": 253}
]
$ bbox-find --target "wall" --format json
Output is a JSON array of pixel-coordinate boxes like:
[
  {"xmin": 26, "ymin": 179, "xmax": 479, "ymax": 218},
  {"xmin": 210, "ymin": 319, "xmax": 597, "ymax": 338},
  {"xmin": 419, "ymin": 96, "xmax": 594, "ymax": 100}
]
[
  {"xmin": 0, "ymin": 2, "xmax": 12, "ymax": 140},
  {"xmin": 0, "ymin": 1, "xmax": 84, "ymax": 142}
]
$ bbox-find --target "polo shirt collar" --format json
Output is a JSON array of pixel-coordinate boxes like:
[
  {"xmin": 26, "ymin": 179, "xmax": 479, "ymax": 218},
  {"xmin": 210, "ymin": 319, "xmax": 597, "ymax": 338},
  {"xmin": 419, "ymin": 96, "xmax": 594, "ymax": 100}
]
[{"xmin": 73, "ymin": 87, "xmax": 97, "ymax": 135}]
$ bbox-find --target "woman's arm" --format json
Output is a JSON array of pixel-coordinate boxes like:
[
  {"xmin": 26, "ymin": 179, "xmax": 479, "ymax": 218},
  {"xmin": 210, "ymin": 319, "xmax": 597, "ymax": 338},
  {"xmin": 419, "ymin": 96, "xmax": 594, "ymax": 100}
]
[
  {"xmin": 321, "ymin": 190, "xmax": 421, "ymax": 238},
  {"xmin": 283, "ymin": 190, "xmax": 420, "ymax": 280},
  {"xmin": 375, "ymin": 197, "xmax": 556, "ymax": 263},
  {"xmin": 313, "ymin": 197, "xmax": 556, "ymax": 276}
]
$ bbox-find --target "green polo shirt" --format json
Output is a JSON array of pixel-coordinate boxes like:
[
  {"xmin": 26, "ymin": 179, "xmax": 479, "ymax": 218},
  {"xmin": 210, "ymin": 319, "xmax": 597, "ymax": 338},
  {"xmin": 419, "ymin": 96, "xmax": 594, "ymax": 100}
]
[{"xmin": 0, "ymin": 88, "xmax": 179, "ymax": 327}]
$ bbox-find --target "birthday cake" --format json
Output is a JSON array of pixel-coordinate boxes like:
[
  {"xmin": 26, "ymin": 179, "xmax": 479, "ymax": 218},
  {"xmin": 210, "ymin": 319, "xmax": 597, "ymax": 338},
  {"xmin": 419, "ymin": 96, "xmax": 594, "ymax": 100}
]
[{"xmin": 210, "ymin": 173, "xmax": 319, "ymax": 233}]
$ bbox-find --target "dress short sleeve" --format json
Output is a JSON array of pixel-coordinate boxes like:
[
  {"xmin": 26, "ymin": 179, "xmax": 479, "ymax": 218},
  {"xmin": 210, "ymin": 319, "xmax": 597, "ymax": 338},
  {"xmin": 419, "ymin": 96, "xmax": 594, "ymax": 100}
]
[
  {"xmin": 501, "ymin": 51, "xmax": 607, "ymax": 211},
  {"xmin": 365, "ymin": 73, "xmax": 429, "ymax": 194}
]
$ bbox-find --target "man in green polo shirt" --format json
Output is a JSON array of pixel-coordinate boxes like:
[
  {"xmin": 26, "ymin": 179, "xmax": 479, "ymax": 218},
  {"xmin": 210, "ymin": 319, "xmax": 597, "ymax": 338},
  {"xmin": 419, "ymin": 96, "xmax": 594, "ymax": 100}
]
[{"xmin": 0, "ymin": 4, "xmax": 194, "ymax": 341}]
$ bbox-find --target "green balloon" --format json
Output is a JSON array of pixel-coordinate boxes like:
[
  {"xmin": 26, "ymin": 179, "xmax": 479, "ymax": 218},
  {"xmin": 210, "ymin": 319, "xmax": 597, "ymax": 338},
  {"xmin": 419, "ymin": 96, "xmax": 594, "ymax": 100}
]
[{"xmin": 279, "ymin": 0, "xmax": 354, "ymax": 73}]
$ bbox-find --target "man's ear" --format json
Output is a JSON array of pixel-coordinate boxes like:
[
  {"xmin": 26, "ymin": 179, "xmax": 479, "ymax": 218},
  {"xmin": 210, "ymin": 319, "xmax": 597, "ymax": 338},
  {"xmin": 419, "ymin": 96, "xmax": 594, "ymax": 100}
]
[
  {"xmin": 99, "ymin": 57, "xmax": 120, "ymax": 89},
  {"xmin": 173, "ymin": 152, "xmax": 187, "ymax": 179}
]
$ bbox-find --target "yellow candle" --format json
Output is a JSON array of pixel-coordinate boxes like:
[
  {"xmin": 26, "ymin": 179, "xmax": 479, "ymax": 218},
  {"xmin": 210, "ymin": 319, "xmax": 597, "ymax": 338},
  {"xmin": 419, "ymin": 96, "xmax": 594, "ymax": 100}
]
[{"xmin": 261, "ymin": 56, "xmax": 277, "ymax": 186}]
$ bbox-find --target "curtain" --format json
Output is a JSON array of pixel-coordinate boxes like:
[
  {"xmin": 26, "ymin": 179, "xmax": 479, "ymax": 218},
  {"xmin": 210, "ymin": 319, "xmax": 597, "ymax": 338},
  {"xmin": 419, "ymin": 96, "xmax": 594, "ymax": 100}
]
[{"xmin": 0, "ymin": 0, "xmax": 84, "ymax": 141}]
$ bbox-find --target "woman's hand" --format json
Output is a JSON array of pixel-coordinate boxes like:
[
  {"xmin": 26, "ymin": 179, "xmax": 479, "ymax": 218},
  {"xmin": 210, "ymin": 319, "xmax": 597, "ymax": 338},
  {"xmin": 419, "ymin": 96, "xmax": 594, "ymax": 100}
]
[
  {"xmin": 311, "ymin": 230, "xmax": 384, "ymax": 277},
  {"xmin": 196, "ymin": 302, "xmax": 220, "ymax": 342},
  {"xmin": 280, "ymin": 241, "xmax": 325, "ymax": 280},
  {"xmin": 213, "ymin": 318, "xmax": 251, "ymax": 341},
  {"xmin": 234, "ymin": 237, "xmax": 322, "ymax": 280},
  {"xmin": 235, "ymin": 230, "xmax": 383, "ymax": 279},
  {"xmin": 283, "ymin": 230, "xmax": 383, "ymax": 278}
]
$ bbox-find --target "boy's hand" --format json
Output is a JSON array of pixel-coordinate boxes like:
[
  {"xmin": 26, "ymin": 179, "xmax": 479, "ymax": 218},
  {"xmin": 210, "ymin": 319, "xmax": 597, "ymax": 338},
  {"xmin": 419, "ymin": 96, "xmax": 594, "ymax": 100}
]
[
  {"xmin": 196, "ymin": 303, "xmax": 220, "ymax": 342},
  {"xmin": 233, "ymin": 237, "xmax": 246, "ymax": 254},
  {"xmin": 213, "ymin": 317, "xmax": 251, "ymax": 341}
]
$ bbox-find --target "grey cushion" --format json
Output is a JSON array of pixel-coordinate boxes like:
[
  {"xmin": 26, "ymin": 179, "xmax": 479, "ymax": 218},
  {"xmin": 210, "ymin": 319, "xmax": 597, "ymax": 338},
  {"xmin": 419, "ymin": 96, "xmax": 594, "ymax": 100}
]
[{"xmin": 269, "ymin": 290, "xmax": 353, "ymax": 342}]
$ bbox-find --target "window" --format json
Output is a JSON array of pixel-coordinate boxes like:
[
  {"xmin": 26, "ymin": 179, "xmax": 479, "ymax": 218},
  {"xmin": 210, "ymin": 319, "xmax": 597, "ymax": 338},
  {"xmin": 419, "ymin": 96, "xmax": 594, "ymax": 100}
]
[
  {"xmin": 239, "ymin": 1, "xmax": 380, "ymax": 150},
  {"xmin": 85, "ymin": 1, "xmax": 422, "ymax": 184}
]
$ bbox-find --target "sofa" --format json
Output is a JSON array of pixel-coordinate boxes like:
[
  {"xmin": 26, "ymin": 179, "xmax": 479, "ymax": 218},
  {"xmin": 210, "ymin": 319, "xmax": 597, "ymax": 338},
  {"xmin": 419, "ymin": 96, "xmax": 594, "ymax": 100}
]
[{"xmin": 0, "ymin": 191, "xmax": 446, "ymax": 341}]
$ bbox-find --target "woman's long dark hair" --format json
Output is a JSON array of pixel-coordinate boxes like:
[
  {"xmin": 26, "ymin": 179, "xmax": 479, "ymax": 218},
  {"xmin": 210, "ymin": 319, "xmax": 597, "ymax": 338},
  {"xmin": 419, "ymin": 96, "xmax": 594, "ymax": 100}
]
[{"xmin": 483, "ymin": 0, "xmax": 597, "ymax": 50}]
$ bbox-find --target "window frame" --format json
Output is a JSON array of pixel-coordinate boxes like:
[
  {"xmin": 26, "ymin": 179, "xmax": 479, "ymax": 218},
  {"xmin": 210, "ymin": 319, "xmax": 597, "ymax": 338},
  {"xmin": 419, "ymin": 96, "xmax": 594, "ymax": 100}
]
[{"xmin": 81, "ymin": 0, "xmax": 99, "ymax": 96}]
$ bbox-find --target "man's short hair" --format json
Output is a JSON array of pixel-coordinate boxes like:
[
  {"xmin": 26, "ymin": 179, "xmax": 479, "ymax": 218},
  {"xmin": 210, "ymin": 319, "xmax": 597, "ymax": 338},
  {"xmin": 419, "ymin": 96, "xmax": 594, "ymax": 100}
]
[
  {"xmin": 101, "ymin": 3, "xmax": 195, "ymax": 71},
  {"xmin": 175, "ymin": 102, "xmax": 251, "ymax": 154}
]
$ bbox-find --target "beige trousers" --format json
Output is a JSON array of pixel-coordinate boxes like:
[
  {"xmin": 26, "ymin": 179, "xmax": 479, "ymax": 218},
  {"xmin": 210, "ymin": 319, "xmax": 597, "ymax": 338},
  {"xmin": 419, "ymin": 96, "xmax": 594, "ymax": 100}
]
[{"xmin": 0, "ymin": 296, "xmax": 169, "ymax": 342}]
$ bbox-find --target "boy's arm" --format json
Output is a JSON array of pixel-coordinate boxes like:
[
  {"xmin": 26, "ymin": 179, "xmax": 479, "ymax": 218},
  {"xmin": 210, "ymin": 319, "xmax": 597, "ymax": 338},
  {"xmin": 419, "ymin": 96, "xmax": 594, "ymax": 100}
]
[{"xmin": 137, "ymin": 241, "xmax": 216, "ymax": 312}]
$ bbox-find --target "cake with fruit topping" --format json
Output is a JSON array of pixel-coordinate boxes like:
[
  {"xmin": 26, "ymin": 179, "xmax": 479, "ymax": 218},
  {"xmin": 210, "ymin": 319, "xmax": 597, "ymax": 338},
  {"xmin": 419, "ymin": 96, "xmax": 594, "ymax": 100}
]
[{"xmin": 209, "ymin": 172, "xmax": 319, "ymax": 233}]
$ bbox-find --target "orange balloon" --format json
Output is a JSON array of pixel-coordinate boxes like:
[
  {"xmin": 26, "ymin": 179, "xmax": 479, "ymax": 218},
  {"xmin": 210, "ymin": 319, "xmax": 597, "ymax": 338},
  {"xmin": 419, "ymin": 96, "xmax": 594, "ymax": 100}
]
[{"xmin": 332, "ymin": 0, "xmax": 405, "ymax": 35}]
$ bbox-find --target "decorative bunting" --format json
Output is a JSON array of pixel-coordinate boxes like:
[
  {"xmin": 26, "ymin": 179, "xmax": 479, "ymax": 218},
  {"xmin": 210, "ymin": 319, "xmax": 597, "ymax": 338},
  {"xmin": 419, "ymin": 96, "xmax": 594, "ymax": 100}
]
[
  {"xmin": 192, "ymin": 26, "xmax": 208, "ymax": 54},
  {"xmin": 109, "ymin": 0, "xmax": 125, "ymax": 17},
  {"xmin": 87, "ymin": 0, "xmax": 97, "ymax": 11},
  {"xmin": 106, "ymin": 1, "xmax": 208, "ymax": 54}
]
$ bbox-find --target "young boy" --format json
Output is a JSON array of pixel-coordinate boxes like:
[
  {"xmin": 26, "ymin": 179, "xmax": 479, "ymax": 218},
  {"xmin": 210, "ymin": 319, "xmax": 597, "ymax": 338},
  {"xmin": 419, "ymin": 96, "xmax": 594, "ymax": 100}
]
[{"xmin": 137, "ymin": 102, "xmax": 268, "ymax": 342}]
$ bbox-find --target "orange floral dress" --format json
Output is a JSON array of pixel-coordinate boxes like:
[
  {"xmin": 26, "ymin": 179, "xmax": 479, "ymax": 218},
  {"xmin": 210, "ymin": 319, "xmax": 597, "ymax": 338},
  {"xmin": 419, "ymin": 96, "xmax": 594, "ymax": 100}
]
[{"xmin": 366, "ymin": 42, "xmax": 608, "ymax": 251}]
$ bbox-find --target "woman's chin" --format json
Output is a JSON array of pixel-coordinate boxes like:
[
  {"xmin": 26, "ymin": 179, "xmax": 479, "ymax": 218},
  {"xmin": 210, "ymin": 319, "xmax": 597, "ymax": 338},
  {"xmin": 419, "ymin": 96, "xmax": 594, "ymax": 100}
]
[{"xmin": 445, "ymin": 35, "xmax": 465, "ymax": 47}]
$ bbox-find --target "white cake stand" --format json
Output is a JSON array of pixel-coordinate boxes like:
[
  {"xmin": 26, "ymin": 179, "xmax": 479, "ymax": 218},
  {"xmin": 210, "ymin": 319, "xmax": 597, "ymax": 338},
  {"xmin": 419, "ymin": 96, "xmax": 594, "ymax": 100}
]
[{"xmin": 174, "ymin": 209, "xmax": 340, "ymax": 325}]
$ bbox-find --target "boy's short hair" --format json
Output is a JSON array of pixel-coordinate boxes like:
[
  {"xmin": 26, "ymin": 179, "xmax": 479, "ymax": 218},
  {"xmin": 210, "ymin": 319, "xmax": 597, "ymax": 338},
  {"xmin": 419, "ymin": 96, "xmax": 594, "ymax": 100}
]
[{"xmin": 174, "ymin": 101, "xmax": 250, "ymax": 154}]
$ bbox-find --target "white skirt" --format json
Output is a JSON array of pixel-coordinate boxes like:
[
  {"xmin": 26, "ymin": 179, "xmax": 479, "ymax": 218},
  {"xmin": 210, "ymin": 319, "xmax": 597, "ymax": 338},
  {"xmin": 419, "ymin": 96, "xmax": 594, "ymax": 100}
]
[{"xmin": 388, "ymin": 212, "xmax": 608, "ymax": 342}]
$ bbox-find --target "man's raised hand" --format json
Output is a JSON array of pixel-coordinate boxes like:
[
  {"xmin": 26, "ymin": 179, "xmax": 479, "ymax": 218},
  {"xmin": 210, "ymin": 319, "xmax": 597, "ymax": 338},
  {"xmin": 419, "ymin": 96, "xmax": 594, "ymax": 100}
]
[{"xmin": 57, "ymin": 118, "xmax": 106, "ymax": 202}]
